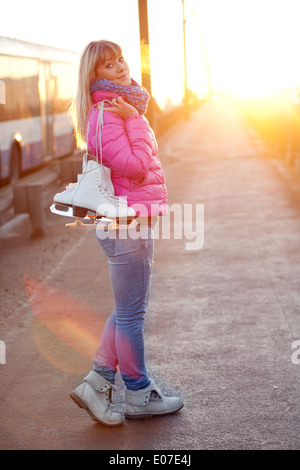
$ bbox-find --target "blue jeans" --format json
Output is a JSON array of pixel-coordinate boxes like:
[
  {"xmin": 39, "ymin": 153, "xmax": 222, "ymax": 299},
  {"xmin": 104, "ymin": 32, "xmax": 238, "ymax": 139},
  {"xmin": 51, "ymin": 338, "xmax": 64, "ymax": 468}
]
[{"xmin": 93, "ymin": 227, "xmax": 153, "ymax": 391}]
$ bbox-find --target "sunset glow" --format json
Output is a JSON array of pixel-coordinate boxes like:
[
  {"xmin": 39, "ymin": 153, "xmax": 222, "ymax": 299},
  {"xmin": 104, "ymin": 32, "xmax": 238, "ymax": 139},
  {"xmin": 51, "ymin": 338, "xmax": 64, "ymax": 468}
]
[
  {"xmin": 2, "ymin": 0, "xmax": 300, "ymax": 105},
  {"xmin": 195, "ymin": 0, "xmax": 300, "ymax": 98}
]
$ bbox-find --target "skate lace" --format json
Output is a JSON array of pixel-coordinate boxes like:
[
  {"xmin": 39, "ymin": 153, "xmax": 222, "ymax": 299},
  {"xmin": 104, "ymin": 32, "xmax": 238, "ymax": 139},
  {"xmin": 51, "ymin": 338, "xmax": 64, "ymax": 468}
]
[
  {"xmin": 84, "ymin": 99, "xmax": 110, "ymax": 172},
  {"xmin": 96, "ymin": 102, "xmax": 128, "ymax": 207},
  {"xmin": 84, "ymin": 102, "xmax": 132, "ymax": 210},
  {"xmin": 96, "ymin": 100, "xmax": 110, "ymax": 168},
  {"xmin": 97, "ymin": 184, "xmax": 127, "ymax": 206}
]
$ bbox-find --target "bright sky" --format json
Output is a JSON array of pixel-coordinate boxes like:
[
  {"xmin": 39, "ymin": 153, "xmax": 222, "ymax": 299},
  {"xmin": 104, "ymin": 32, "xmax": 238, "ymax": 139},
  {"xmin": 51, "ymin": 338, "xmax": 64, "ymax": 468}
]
[
  {"xmin": 2, "ymin": 0, "xmax": 300, "ymax": 104},
  {"xmin": 196, "ymin": 0, "xmax": 300, "ymax": 97}
]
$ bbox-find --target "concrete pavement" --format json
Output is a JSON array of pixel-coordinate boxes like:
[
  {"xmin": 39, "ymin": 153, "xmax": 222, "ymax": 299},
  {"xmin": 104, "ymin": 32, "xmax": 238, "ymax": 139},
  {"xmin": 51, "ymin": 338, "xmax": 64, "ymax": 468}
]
[{"xmin": 0, "ymin": 98, "xmax": 300, "ymax": 450}]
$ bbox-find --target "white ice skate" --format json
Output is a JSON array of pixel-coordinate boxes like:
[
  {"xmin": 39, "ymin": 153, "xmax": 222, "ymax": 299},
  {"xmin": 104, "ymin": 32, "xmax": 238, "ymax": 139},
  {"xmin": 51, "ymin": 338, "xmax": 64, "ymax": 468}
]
[
  {"xmin": 50, "ymin": 101, "xmax": 136, "ymax": 230},
  {"xmin": 50, "ymin": 159, "xmax": 136, "ymax": 229}
]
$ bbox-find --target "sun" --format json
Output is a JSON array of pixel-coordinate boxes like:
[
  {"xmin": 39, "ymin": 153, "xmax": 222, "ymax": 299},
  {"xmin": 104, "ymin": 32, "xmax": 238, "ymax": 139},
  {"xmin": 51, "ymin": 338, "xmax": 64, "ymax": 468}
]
[{"xmin": 187, "ymin": 0, "xmax": 300, "ymax": 99}]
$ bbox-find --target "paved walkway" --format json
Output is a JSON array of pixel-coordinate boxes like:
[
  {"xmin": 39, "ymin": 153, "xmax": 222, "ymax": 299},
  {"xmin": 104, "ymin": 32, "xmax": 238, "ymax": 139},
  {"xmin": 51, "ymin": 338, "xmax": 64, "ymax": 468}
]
[{"xmin": 1, "ymin": 98, "xmax": 300, "ymax": 450}]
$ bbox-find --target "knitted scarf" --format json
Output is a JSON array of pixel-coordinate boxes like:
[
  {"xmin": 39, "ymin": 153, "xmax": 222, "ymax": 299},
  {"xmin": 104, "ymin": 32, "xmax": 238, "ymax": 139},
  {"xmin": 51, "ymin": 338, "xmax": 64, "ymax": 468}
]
[{"xmin": 90, "ymin": 78, "xmax": 150, "ymax": 115}]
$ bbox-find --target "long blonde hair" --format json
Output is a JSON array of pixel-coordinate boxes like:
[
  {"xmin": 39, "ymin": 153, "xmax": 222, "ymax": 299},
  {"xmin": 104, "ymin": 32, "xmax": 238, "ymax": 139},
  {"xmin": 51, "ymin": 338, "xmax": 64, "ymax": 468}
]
[{"xmin": 69, "ymin": 40, "xmax": 122, "ymax": 149}]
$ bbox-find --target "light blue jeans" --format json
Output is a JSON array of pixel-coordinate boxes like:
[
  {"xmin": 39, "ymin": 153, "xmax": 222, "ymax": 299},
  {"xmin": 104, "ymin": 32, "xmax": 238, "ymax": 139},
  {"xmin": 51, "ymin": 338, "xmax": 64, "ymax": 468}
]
[{"xmin": 93, "ymin": 226, "xmax": 153, "ymax": 391}]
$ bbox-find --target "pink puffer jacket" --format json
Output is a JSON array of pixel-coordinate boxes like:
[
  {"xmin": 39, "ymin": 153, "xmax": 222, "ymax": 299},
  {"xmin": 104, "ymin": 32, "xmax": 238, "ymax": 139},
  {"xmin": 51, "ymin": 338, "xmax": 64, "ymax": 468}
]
[{"xmin": 86, "ymin": 90, "xmax": 168, "ymax": 217}]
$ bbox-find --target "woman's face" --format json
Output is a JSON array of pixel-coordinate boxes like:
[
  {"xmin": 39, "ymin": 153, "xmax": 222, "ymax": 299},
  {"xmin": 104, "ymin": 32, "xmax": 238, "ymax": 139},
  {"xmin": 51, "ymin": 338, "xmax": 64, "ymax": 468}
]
[{"xmin": 95, "ymin": 51, "xmax": 131, "ymax": 86}]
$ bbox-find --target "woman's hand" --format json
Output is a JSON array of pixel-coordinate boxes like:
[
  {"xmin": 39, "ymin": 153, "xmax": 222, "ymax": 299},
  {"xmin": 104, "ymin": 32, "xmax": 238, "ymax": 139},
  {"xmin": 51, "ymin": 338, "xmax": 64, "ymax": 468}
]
[{"xmin": 102, "ymin": 96, "xmax": 138, "ymax": 119}]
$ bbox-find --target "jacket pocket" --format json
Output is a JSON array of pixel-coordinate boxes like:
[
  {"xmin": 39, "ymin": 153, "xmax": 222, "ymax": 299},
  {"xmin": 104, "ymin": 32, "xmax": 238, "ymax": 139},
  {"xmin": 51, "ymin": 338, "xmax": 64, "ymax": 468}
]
[{"xmin": 130, "ymin": 176, "xmax": 146, "ymax": 190}]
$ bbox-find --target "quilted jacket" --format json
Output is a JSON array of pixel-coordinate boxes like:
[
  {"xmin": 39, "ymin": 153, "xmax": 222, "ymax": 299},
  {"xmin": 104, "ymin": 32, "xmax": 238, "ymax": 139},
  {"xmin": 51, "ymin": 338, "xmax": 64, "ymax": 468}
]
[{"xmin": 86, "ymin": 89, "xmax": 168, "ymax": 217}]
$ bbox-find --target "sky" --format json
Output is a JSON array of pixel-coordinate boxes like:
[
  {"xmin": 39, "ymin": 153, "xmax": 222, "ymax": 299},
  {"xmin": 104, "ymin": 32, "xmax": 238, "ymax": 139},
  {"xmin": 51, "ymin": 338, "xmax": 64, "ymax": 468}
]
[
  {"xmin": 1, "ymin": 0, "xmax": 142, "ymax": 74},
  {"xmin": 197, "ymin": 0, "xmax": 300, "ymax": 96},
  {"xmin": 2, "ymin": 0, "xmax": 300, "ymax": 105},
  {"xmin": 1, "ymin": 0, "xmax": 186, "ymax": 107}
]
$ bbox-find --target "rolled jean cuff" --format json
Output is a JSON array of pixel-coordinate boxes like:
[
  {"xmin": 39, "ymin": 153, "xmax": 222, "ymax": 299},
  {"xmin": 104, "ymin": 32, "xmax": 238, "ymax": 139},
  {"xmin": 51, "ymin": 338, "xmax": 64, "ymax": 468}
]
[{"xmin": 92, "ymin": 364, "xmax": 116, "ymax": 384}]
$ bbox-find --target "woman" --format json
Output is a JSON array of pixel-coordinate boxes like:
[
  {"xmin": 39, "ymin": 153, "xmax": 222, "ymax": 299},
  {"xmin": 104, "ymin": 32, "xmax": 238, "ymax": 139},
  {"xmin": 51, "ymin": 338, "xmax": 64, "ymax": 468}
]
[{"xmin": 68, "ymin": 40, "xmax": 183, "ymax": 426}]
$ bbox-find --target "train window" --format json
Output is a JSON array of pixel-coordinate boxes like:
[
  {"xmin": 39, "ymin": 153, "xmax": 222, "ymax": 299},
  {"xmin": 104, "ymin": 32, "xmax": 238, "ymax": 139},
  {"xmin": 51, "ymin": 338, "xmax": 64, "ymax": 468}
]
[
  {"xmin": 51, "ymin": 62, "xmax": 78, "ymax": 114},
  {"xmin": 0, "ymin": 55, "xmax": 40, "ymax": 122}
]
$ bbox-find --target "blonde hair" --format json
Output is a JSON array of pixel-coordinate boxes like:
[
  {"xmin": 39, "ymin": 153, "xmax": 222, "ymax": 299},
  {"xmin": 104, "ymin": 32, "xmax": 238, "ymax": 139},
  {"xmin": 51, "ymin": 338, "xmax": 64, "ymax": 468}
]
[{"xmin": 69, "ymin": 40, "xmax": 122, "ymax": 149}]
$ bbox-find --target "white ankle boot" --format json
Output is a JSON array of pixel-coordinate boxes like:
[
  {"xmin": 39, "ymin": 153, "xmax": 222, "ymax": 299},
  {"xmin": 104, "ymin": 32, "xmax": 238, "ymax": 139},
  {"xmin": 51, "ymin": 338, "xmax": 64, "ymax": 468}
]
[
  {"xmin": 125, "ymin": 379, "xmax": 184, "ymax": 419},
  {"xmin": 53, "ymin": 159, "xmax": 136, "ymax": 220},
  {"xmin": 70, "ymin": 371, "xmax": 124, "ymax": 426}
]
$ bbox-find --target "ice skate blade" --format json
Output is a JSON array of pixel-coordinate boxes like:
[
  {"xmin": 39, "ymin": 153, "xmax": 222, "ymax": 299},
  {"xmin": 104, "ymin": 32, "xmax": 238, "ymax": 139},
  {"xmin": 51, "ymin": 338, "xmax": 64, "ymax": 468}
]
[
  {"xmin": 50, "ymin": 203, "xmax": 93, "ymax": 220},
  {"xmin": 65, "ymin": 217, "xmax": 135, "ymax": 230},
  {"xmin": 51, "ymin": 204, "xmax": 136, "ymax": 230},
  {"xmin": 65, "ymin": 218, "xmax": 114, "ymax": 229},
  {"xmin": 50, "ymin": 203, "xmax": 73, "ymax": 218},
  {"xmin": 65, "ymin": 218, "xmax": 98, "ymax": 228}
]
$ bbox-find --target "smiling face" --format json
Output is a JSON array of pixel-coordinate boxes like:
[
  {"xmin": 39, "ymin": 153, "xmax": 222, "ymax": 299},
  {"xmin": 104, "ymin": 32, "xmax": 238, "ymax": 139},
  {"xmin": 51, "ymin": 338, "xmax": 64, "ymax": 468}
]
[{"xmin": 95, "ymin": 51, "xmax": 131, "ymax": 86}]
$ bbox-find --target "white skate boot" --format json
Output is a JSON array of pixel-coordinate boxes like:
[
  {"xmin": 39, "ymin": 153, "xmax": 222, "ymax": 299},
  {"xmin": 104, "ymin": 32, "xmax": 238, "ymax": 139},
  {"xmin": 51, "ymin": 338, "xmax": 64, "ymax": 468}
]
[
  {"xmin": 51, "ymin": 155, "xmax": 91, "ymax": 215},
  {"xmin": 51, "ymin": 159, "xmax": 136, "ymax": 227}
]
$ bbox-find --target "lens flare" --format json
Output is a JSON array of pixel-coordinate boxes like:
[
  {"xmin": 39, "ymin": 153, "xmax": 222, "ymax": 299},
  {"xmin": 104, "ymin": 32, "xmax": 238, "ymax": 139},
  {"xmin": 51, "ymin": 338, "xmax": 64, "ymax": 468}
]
[{"xmin": 24, "ymin": 274, "xmax": 107, "ymax": 374}]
